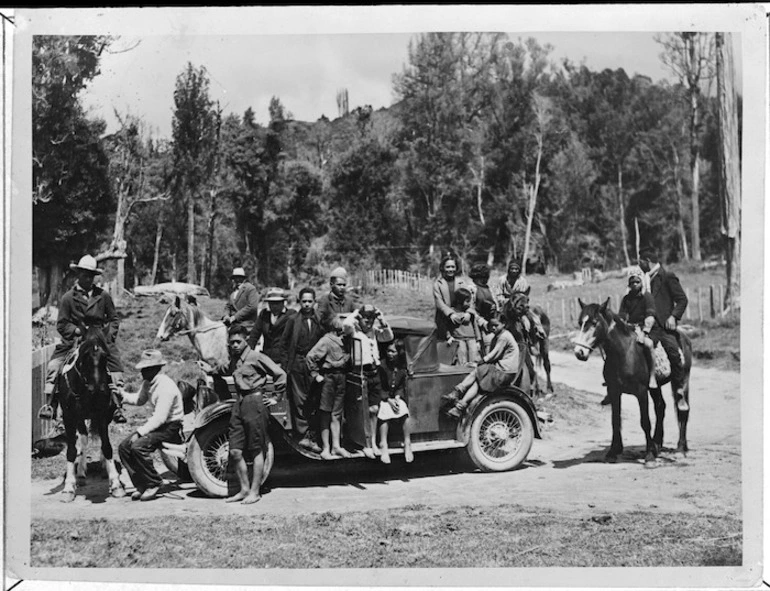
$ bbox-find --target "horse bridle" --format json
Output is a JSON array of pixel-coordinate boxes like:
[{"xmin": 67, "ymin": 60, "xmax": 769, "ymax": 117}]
[{"xmin": 573, "ymin": 311, "xmax": 608, "ymax": 359}]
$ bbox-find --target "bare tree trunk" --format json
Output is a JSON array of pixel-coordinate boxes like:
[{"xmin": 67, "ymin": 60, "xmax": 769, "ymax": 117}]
[
  {"xmin": 634, "ymin": 217, "xmax": 640, "ymax": 262},
  {"xmin": 689, "ymin": 91, "xmax": 702, "ymax": 261},
  {"xmin": 618, "ymin": 166, "xmax": 631, "ymax": 267},
  {"xmin": 38, "ymin": 261, "xmax": 64, "ymax": 307},
  {"xmin": 151, "ymin": 220, "xmax": 163, "ymax": 285},
  {"xmin": 522, "ymin": 141, "xmax": 543, "ymax": 275},
  {"xmin": 186, "ymin": 195, "xmax": 196, "ymax": 284},
  {"xmin": 671, "ymin": 146, "xmax": 691, "ymax": 261},
  {"xmin": 203, "ymin": 191, "xmax": 218, "ymax": 290},
  {"xmin": 115, "ymin": 258, "xmax": 125, "ymax": 305},
  {"xmin": 171, "ymin": 252, "xmax": 178, "ymax": 283},
  {"xmin": 716, "ymin": 33, "xmax": 741, "ymax": 311}
]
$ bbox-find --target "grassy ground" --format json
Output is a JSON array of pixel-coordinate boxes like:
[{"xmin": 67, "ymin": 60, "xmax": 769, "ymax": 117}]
[{"xmin": 31, "ymin": 506, "xmax": 740, "ymax": 568}]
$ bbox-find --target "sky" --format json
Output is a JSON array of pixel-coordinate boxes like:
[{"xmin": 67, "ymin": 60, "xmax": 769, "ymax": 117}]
[{"xmin": 79, "ymin": 32, "xmax": 743, "ymax": 140}]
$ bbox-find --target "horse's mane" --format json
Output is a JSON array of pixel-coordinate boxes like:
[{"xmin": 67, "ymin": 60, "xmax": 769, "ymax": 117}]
[
  {"xmin": 605, "ymin": 310, "xmax": 635, "ymax": 337},
  {"xmin": 80, "ymin": 326, "xmax": 110, "ymax": 354},
  {"xmin": 188, "ymin": 303, "xmax": 213, "ymax": 327}
]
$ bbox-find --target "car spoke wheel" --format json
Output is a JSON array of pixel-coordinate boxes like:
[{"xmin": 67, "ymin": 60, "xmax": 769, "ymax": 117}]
[
  {"xmin": 467, "ymin": 399, "xmax": 534, "ymax": 472},
  {"xmin": 187, "ymin": 417, "xmax": 274, "ymax": 498}
]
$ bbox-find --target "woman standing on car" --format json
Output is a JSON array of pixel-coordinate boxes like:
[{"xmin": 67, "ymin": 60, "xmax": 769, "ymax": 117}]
[{"xmin": 432, "ymin": 252, "xmax": 472, "ymax": 341}]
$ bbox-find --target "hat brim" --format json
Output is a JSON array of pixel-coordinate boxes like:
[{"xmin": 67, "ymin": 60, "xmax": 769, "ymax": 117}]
[
  {"xmin": 265, "ymin": 296, "xmax": 286, "ymax": 302},
  {"xmin": 69, "ymin": 264, "xmax": 103, "ymax": 274},
  {"xmin": 135, "ymin": 360, "xmax": 166, "ymax": 369}
]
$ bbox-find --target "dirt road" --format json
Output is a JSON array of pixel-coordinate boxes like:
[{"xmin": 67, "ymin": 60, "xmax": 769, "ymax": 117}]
[{"xmin": 30, "ymin": 351, "xmax": 742, "ymax": 521}]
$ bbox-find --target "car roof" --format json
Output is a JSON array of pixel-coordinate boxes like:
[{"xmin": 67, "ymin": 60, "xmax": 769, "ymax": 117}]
[{"xmin": 386, "ymin": 315, "xmax": 436, "ymax": 337}]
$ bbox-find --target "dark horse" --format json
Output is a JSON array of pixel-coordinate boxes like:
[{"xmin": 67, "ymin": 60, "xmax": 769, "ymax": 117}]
[
  {"xmin": 573, "ymin": 299, "xmax": 692, "ymax": 464},
  {"xmin": 502, "ymin": 289, "xmax": 553, "ymax": 396},
  {"xmin": 59, "ymin": 326, "xmax": 125, "ymax": 501}
]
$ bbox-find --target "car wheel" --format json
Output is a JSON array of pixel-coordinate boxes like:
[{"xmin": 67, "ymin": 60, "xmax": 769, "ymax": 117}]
[
  {"xmin": 187, "ymin": 417, "xmax": 274, "ymax": 498},
  {"xmin": 467, "ymin": 398, "xmax": 534, "ymax": 472}
]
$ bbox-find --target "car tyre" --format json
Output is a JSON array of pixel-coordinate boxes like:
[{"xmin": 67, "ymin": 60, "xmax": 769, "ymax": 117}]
[
  {"xmin": 466, "ymin": 398, "xmax": 534, "ymax": 472},
  {"xmin": 187, "ymin": 417, "xmax": 274, "ymax": 498}
]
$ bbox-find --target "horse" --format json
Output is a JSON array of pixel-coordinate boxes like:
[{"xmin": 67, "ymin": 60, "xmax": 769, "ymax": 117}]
[
  {"xmin": 156, "ymin": 295, "xmax": 229, "ymax": 368},
  {"xmin": 572, "ymin": 298, "xmax": 692, "ymax": 464},
  {"xmin": 59, "ymin": 325, "xmax": 125, "ymax": 502},
  {"xmin": 156, "ymin": 295, "xmax": 230, "ymax": 399},
  {"xmin": 502, "ymin": 289, "xmax": 553, "ymax": 396}
]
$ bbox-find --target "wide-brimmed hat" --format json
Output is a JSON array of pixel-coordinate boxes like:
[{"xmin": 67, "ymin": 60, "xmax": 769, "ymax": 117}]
[
  {"xmin": 135, "ymin": 349, "xmax": 167, "ymax": 369},
  {"xmin": 69, "ymin": 255, "xmax": 103, "ymax": 275},
  {"xmin": 231, "ymin": 267, "xmax": 247, "ymax": 279},
  {"xmin": 264, "ymin": 287, "xmax": 287, "ymax": 302}
]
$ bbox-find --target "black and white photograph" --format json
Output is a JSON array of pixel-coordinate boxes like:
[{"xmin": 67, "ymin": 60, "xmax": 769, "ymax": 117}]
[{"xmin": 4, "ymin": 5, "xmax": 767, "ymax": 589}]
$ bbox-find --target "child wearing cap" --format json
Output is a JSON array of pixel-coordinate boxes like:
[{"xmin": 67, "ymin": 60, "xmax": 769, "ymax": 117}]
[{"xmin": 118, "ymin": 350, "xmax": 185, "ymax": 501}]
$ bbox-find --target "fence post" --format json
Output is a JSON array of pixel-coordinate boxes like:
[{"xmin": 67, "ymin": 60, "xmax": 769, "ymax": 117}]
[
  {"xmin": 719, "ymin": 284, "xmax": 724, "ymax": 315},
  {"xmin": 709, "ymin": 285, "xmax": 715, "ymax": 318},
  {"xmin": 697, "ymin": 287, "xmax": 703, "ymax": 322},
  {"xmin": 685, "ymin": 289, "xmax": 691, "ymax": 320},
  {"xmin": 561, "ymin": 299, "xmax": 566, "ymax": 327}
]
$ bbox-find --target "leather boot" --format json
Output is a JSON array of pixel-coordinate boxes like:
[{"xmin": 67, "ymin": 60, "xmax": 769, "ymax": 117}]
[{"xmin": 109, "ymin": 372, "xmax": 127, "ymax": 423}]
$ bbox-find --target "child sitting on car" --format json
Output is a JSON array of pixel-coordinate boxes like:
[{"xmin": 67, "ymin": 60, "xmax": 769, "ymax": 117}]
[
  {"xmin": 377, "ymin": 340, "xmax": 413, "ymax": 464},
  {"xmin": 443, "ymin": 315, "xmax": 519, "ymax": 418}
]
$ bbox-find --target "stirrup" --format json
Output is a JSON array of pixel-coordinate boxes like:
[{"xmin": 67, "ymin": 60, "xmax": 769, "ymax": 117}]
[{"xmin": 38, "ymin": 404, "xmax": 54, "ymax": 420}]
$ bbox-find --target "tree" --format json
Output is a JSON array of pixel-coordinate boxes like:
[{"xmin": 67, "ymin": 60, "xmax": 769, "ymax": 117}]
[
  {"xmin": 657, "ymin": 32, "xmax": 715, "ymax": 261},
  {"xmin": 32, "ymin": 35, "xmax": 113, "ymax": 305},
  {"xmin": 101, "ymin": 113, "xmax": 171, "ymax": 299},
  {"xmin": 521, "ymin": 93, "xmax": 552, "ymax": 272},
  {"xmin": 171, "ymin": 63, "xmax": 218, "ymax": 284},
  {"xmin": 715, "ymin": 33, "xmax": 740, "ymax": 311}
]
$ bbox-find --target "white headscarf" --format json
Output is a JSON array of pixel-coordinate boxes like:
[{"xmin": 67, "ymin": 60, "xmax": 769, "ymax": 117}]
[{"xmin": 627, "ymin": 266, "xmax": 649, "ymax": 293}]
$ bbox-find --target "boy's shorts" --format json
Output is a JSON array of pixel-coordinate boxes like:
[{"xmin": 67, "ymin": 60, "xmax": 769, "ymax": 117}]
[
  {"xmin": 228, "ymin": 393, "xmax": 269, "ymax": 460},
  {"xmin": 319, "ymin": 371, "xmax": 346, "ymax": 416},
  {"xmin": 365, "ymin": 370, "xmax": 384, "ymax": 407}
]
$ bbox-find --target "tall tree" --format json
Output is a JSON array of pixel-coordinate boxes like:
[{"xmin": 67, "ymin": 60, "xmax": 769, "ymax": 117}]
[
  {"xmin": 715, "ymin": 33, "xmax": 740, "ymax": 311},
  {"xmin": 101, "ymin": 113, "xmax": 171, "ymax": 299},
  {"xmin": 171, "ymin": 63, "xmax": 218, "ymax": 284},
  {"xmin": 32, "ymin": 35, "xmax": 113, "ymax": 305},
  {"xmin": 657, "ymin": 32, "xmax": 715, "ymax": 261}
]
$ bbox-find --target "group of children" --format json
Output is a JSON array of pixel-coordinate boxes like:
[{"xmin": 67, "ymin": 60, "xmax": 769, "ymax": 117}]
[{"xmin": 305, "ymin": 305, "xmax": 413, "ymax": 464}]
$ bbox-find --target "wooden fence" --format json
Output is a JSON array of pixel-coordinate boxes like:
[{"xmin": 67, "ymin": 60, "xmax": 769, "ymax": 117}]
[
  {"xmin": 32, "ymin": 343, "xmax": 57, "ymax": 443},
  {"xmin": 354, "ymin": 269, "xmax": 433, "ymax": 294}
]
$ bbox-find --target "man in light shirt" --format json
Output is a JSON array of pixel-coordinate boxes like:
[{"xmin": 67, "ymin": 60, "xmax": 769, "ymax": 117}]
[{"xmin": 118, "ymin": 350, "xmax": 184, "ymax": 502}]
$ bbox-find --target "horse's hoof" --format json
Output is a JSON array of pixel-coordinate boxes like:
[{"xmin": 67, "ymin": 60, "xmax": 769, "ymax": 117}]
[
  {"xmin": 605, "ymin": 454, "xmax": 618, "ymax": 463},
  {"xmin": 644, "ymin": 458, "xmax": 657, "ymax": 468},
  {"xmin": 111, "ymin": 486, "xmax": 126, "ymax": 499},
  {"xmin": 61, "ymin": 491, "xmax": 76, "ymax": 503}
]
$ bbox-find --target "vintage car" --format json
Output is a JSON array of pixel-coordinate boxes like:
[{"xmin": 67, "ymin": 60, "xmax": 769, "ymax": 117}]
[{"xmin": 161, "ymin": 316, "xmax": 545, "ymax": 497}]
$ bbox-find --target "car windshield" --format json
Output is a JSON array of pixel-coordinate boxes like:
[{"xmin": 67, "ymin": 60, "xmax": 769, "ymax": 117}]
[{"xmin": 386, "ymin": 316, "xmax": 442, "ymax": 373}]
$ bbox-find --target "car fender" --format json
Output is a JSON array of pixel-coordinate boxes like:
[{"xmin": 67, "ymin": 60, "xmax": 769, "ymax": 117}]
[
  {"xmin": 456, "ymin": 386, "xmax": 542, "ymax": 443},
  {"xmin": 192, "ymin": 399, "xmax": 235, "ymax": 431}
]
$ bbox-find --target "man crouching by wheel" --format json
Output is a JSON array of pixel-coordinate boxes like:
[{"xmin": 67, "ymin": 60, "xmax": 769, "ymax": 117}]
[{"xmin": 199, "ymin": 324, "xmax": 286, "ymax": 505}]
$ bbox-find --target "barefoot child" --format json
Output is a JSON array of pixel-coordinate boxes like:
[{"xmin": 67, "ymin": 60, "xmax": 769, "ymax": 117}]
[
  {"xmin": 306, "ymin": 316, "xmax": 351, "ymax": 459},
  {"xmin": 377, "ymin": 341, "xmax": 413, "ymax": 464},
  {"xmin": 343, "ymin": 305, "xmax": 394, "ymax": 459},
  {"xmin": 444, "ymin": 316, "xmax": 519, "ymax": 418}
]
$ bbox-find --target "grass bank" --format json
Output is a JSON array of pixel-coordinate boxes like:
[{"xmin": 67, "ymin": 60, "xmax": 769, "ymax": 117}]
[{"xmin": 31, "ymin": 505, "xmax": 741, "ymax": 568}]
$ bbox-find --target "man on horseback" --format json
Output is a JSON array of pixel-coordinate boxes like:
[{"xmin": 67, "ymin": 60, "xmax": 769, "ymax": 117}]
[
  {"xmin": 599, "ymin": 268, "xmax": 657, "ymax": 405},
  {"xmin": 638, "ymin": 247, "xmax": 689, "ymax": 412},
  {"xmin": 494, "ymin": 261, "xmax": 546, "ymax": 341},
  {"xmin": 223, "ymin": 267, "xmax": 260, "ymax": 333},
  {"xmin": 39, "ymin": 255, "xmax": 126, "ymax": 424}
]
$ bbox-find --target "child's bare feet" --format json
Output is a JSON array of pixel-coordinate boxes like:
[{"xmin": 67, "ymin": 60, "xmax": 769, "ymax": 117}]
[
  {"xmin": 380, "ymin": 444, "xmax": 391, "ymax": 464},
  {"xmin": 320, "ymin": 450, "xmax": 334, "ymax": 460},
  {"xmin": 226, "ymin": 490, "xmax": 248, "ymax": 503},
  {"xmin": 362, "ymin": 447, "xmax": 376, "ymax": 459},
  {"xmin": 332, "ymin": 447, "xmax": 351, "ymax": 458},
  {"xmin": 241, "ymin": 493, "xmax": 261, "ymax": 505},
  {"xmin": 404, "ymin": 447, "xmax": 414, "ymax": 463}
]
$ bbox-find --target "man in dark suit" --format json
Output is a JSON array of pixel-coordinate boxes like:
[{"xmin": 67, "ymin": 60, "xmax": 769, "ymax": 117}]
[
  {"xmin": 223, "ymin": 267, "xmax": 260, "ymax": 333},
  {"xmin": 247, "ymin": 287, "xmax": 296, "ymax": 365},
  {"xmin": 638, "ymin": 247, "xmax": 689, "ymax": 411},
  {"xmin": 281, "ymin": 287, "xmax": 325, "ymax": 451}
]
